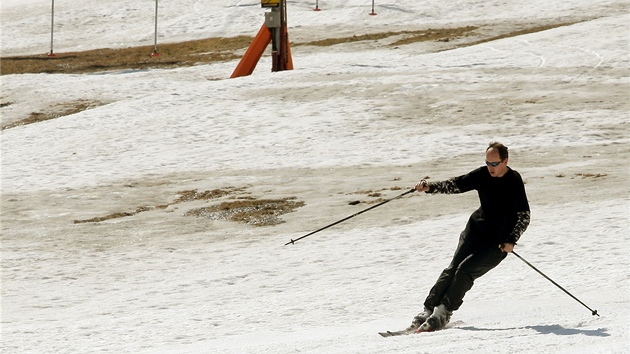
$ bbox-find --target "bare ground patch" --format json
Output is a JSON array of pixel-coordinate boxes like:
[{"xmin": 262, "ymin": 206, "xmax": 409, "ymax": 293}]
[
  {"xmin": 346, "ymin": 185, "xmax": 411, "ymax": 205},
  {"xmin": 2, "ymin": 99, "xmax": 106, "ymax": 130},
  {"xmin": 1, "ymin": 21, "xmax": 582, "ymax": 76},
  {"xmin": 172, "ymin": 186, "xmax": 248, "ymax": 203},
  {"xmin": 295, "ymin": 26, "xmax": 479, "ymax": 47},
  {"xmin": 73, "ymin": 186, "xmax": 305, "ymax": 226},
  {"xmin": 555, "ymin": 173, "xmax": 608, "ymax": 179},
  {"xmin": 462, "ymin": 22, "xmax": 582, "ymax": 48},
  {"xmin": 0, "ymin": 36, "xmax": 251, "ymax": 75},
  {"xmin": 185, "ymin": 197, "xmax": 305, "ymax": 226},
  {"xmin": 1, "ymin": 21, "xmax": 584, "ymax": 130}
]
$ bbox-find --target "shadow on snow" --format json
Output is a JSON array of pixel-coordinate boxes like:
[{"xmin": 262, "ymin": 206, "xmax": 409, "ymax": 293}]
[{"xmin": 458, "ymin": 324, "xmax": 610, "ymax": 337}]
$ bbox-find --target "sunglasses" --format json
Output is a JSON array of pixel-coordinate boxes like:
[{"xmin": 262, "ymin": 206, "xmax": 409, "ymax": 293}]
[{"xmin": 485, "ymin": 160, "xmax": 504, "ymax": 167}]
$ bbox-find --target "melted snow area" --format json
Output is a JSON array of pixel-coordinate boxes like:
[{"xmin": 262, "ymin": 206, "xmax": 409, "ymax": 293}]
[{"xmin": 1, "ymin": 1, "xmax": 629, "ymax": 353}]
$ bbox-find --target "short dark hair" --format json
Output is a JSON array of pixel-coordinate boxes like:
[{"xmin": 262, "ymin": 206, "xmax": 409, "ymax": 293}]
[{"xmin": 487, "ymin": 142, "xmax": 509, "ymax": 160}]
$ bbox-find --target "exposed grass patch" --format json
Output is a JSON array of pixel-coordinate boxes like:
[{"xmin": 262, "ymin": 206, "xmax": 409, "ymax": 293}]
[
  {"xmin": 1, "ymin": 36, "xmax": 251, "ymax": 75},
  {"xmin": 72, "ymin": 186, "xmax": 304, "ymax": 226},
  {"xmin": 73, "ymin": 186, "xmax": 247, "ymax": 224},
  {"xmin": 292, "ymin": 27, "xmax": 478, "ymax": 48},
  {"xmin": 1, "ymin": 22, "xmax": 579, "ymax": 76},
  {"xmin": 461, "ymin": 22, "xmax": 581, "ymax": 48},
  {"xmin": 185, "ymin": 197, "xmax": 305, "ymax": 226},
  {"xmin": 2, "ymin": 99, "xmax": 105, "ymax": 130},
  {"xmin": 298, "ymin": 32, "xmax": 393, "ymax": 47},
  {"xmin": 172, "ymin": 187, "xmax": 248, "ymax": 203},
  {"xmin": 348, "ymin": 186, "xmax": 406, "ymax": 205},
  {"xmin": 390, "ymin": 26, "xmax": 479, "ymax": 46},
  {"xmin": 73, "ymin": 205, "xmax": 169, "ymax": 224},
  {"xmin": 555, "ymin": 172, "xmax": 608, "ymax": 179},
  {"xmin": 575, "ymin": 173, "xmax": 607, "ymax": 178}
]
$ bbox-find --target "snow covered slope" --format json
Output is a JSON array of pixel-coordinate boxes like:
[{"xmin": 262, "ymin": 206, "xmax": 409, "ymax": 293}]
[{"xmin": 1, "ymin": 1, "xmax": 628, "ymax": 353}]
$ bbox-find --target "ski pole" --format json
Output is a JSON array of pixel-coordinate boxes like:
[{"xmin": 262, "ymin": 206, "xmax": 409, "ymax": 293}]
[
  {"xmin": 511, "ymin": 251, "xmax": 599, "ymax": 317},
  {"xmin": 285, "ymin": 188, "xmax": 416, "ymax": 246}
]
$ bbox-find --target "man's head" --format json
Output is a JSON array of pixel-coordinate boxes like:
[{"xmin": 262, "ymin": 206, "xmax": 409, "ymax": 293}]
[{"xmin": 485, "ymin": 142, "xmax": 509, "ymax": 177}]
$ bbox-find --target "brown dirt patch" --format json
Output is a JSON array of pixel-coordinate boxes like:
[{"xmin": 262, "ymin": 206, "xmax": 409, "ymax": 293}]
[
  {"xmin": 2, "ymin": 99, "xmax": 105, "ymax": 130},
  {"xmin": 1, "ymin": 22, "xmax": 581, "ymax": 76},
  {"xmin": 185, "ymin": 197, "xmax": 305, "ymax": 226},
  {"xmin": 172, "ymin": 187, "xmax": 248, "ymax": 204},
  {"xmin": 73, "ymin": 186, "xmax": 305, "ymax": 226},
  {"xmin": 295, "ymin": 27, "xmax": 478, "ymax": 47},
  {"xmin": 463, "ymin": 22, "xmax": 581, "ymax": 47},
  {"xmin": 1, "ymin": 36, "xmax": 251, "ymax": 75},
  {"xmin": 73, "ymin": 186, "xmax": 244, "ymax": 224},
  {"xmin": 73, "ymin": 205, "xmax": 169, "ymax": 224},
  {"xmin": 347, "ymin": 186, "xmax": 407, "ymax": 205}
]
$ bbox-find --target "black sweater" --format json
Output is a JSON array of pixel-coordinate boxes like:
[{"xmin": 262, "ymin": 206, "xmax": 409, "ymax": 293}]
[{"xmin": 427, "ymin": 167, "xmax": 530, "ymax": 246}]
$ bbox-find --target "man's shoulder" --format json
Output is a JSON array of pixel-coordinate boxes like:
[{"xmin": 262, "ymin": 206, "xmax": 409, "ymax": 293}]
[
  {"xmin": 507, "ymin": 167, "xmax": 523, "ymax": 178},
  {"xmin": 468, "ymin": 166, "xmax": 488, "ymax": 175},
  {"xmin": 505, "ymin": 168, "xmax": 526, "ymax": 185}
]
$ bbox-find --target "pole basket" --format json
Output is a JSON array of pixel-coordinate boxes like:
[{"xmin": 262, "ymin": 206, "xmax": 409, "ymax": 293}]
[
  {"xmin": 150, "ymin": 51, "xmax": 160, "ymax": 57},
  {"xmin": 47, "ymin": 52, "xmax": 56, "ymax": 57}
]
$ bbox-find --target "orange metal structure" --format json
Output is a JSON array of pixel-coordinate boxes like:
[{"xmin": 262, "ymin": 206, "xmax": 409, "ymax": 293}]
[
  {"xmin": 230, "ymin": 0, "xmax": 293, "ymax": 78},
  {"xmin": 230, "ymin": 24, "xmax": 273, "ymax": 78}
]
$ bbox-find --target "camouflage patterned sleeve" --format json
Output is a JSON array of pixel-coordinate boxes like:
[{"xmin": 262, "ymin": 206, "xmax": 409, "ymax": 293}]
[
  {"xmin": 508, "ymin": 210, "xmax": 530, "ymax": 244},
  {"xmin": 427, "ymin": 180, "xmax": 461, "ymax": 194}
]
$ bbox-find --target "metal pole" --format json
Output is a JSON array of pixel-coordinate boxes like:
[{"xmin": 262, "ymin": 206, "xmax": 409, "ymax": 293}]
[
  {"xmin": 285, "ymin": 188, "xmax": 415, "ymax": 246},
  {"xmin": 48, "ymin": 0, "xmax": 55, "ymax": 56},
  {"xmin": 281, "ymin": 0, "xmax": 288, "ymax": 70},
  {"xmin": 369, "ymin": 0, "xmax": 377, "ymax": 15},
  {"xmin": 512, "ymin": 251, "xmax": 599, "ymax": 317},
  {"xmin": 151, "ymin": 0, "xmax": 160, "ymax": 56},
  {"xmin": 270, "ymin": 5, "xmax": 280, "ymax": 71}
]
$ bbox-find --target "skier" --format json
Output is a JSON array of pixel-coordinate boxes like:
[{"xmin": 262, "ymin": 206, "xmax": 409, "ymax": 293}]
[{"xmin": 411, "ymin": 142, "xmax": 530, "ymax": 332}]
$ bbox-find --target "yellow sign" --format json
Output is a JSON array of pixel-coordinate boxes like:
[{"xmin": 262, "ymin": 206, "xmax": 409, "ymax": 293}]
[{"xmin": 261, "ymin": 0, "xmax": 280, "ymax": 7}]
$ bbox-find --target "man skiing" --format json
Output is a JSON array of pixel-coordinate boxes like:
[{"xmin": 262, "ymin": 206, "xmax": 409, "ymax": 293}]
[{"xmin": 411, "ymin": 142, "xmax": 530, "ymax": 332}]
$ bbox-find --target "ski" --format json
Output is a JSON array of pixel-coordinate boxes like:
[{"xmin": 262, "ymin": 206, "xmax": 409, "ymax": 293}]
[
  {"xmin": 379, "ymin": 321, "xmax": 463, "ymax": 337},
  {"xmin": 378, "ymin": 323, "xmax": 431, "ymax": 337},
  {"xmin": 378, "ymin": 328, "xmax": 415, "ymax": 337}
]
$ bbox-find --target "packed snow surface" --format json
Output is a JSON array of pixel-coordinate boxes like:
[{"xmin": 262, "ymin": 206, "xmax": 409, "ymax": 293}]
[{"xmin": 1, "ymin": 0, "xmax": 629, "ymax": 353}]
